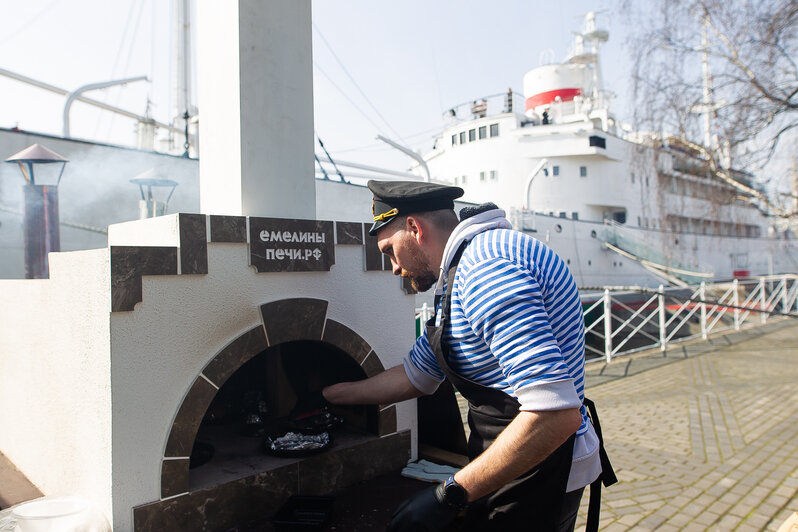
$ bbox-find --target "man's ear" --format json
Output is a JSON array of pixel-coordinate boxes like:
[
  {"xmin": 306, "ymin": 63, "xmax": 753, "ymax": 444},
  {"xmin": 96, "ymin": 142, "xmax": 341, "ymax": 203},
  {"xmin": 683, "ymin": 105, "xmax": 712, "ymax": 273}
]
[{"xmin": 406, "ymin": 215, "xmax": 423, "ymax": 243}]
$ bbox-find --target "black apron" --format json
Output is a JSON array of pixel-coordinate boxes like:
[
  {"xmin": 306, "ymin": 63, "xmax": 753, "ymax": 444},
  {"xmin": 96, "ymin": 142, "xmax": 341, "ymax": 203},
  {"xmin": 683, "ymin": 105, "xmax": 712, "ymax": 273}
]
[{"xmin": 425, "ymin": 242, "xmax": 615, "ymax": 531}]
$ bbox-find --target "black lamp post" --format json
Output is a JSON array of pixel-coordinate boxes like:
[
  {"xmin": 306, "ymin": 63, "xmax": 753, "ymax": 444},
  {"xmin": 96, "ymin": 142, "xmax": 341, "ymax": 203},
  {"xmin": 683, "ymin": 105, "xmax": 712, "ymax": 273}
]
[{"xmin": 4, "ymin": 143, "xmax": 68, "ymax": 279}]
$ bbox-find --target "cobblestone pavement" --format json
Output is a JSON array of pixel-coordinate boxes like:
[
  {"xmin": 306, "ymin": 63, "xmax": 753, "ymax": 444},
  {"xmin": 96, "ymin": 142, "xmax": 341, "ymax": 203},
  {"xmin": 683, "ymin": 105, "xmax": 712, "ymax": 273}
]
[{"xmin": 574, "ymin": 319, "xmax": 798, "ymax": 531}]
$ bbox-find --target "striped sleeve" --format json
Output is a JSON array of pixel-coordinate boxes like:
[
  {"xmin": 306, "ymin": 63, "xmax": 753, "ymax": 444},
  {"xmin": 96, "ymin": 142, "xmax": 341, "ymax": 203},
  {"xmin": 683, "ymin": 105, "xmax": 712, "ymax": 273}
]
[
  {"xmin": 455, "ymin": 251, "xmax": 581, "ymax": 411},
  {"xmin": 405, "ymin": 330, "xmax": 445, "ymax": 394}
]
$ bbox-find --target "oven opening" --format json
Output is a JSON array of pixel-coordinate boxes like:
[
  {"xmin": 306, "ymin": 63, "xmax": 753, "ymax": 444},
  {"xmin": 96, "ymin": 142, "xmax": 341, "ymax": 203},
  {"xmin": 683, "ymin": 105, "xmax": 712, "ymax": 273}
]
[{"xmin": 188, "ymin": 340, "xmax": 378, "ymax": 491}]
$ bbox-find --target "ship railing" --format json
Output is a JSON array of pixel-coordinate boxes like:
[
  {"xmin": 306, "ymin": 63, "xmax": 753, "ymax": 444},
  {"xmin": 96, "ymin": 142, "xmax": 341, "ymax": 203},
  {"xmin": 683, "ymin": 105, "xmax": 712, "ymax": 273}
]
[
  {"xmin": 442, "ymin": 91, "xmax": 525, "ymax": 123},
  {"xmin": 414, "ymin": 274, "xmax": 798, "ymax": 364},
  {"xmin": 579, "ymin": 274, "xmax": 798, "ymax": 363}
]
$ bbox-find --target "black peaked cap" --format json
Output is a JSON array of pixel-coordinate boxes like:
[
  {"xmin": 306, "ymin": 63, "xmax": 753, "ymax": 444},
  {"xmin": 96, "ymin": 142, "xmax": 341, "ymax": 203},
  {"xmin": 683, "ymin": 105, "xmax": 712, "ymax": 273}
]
[{"xmin": 367, "ymin": 180, "xmax": 464, "ymax": 236}]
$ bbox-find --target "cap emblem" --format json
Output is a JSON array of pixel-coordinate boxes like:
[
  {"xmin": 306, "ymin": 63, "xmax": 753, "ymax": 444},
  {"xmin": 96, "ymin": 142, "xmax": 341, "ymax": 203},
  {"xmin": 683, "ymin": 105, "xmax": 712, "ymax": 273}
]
[{"xmin": 373, "ymin": 208, "xmax": 398, "ymax": 223}]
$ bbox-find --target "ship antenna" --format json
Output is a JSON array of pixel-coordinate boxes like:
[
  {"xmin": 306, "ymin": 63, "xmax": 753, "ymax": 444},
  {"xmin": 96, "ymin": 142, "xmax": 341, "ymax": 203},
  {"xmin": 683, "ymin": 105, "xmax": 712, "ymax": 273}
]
[{"xmin": 316, "ymin": 134, "xmax": 348, "ymax": 183}]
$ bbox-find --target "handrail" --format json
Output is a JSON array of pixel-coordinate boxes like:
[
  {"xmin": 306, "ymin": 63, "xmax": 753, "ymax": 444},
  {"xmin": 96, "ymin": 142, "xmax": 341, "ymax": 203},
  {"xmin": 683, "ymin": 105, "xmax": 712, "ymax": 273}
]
[{"xmin": 415, "ymin": 274, "xmax": 798, "ymax": 364}]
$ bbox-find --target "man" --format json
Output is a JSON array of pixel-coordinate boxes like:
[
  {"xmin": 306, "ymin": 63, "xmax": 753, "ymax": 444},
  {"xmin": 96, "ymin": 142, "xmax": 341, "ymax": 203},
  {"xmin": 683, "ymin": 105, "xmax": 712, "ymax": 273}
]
[{"xmin": 318, "ymin": 180, "xmax": 612, "ymax": 531}]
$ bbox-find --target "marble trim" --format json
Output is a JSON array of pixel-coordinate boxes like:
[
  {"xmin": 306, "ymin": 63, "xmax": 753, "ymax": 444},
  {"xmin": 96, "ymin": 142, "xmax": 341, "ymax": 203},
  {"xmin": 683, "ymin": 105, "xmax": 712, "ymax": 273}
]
[
  {"xmin": 159, "ymin": 298, "xmax": 399, "ymax": 506},
  {"xmin": 335, "ymin": 221, "xmax": 364, "ymax": 245},
  {"xmin": 209, "ymin": 215, "xmax": 247, "ymax": 243},
  {"xmin": 110, "ymin": 215, "xmax": 404, "ymax": 313},
  {"xmin": 178, "ymin": 213, "xmax": 208, "ymax": 275},
  {"xmin": 110, "ymin": 246, "xmax": 178, "ymax": 312},
  {"xmin": 137, "ymin": 432, "xmax": 411, "ymax": 532}
]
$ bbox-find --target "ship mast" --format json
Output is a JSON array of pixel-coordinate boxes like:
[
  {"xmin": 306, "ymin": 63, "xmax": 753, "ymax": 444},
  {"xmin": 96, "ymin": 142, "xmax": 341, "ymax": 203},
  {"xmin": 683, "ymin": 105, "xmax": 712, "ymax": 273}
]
[{"xmin": 171, "ymin": 0, "xmax": 194, "ymax": 155}]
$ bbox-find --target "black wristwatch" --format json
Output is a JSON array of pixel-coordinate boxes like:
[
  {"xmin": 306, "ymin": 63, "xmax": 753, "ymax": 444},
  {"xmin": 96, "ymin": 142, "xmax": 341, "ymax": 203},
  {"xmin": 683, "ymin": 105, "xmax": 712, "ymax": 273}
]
[{"xmin": 437, "ymin": 475, "xmax": 469, "ymax": 509}]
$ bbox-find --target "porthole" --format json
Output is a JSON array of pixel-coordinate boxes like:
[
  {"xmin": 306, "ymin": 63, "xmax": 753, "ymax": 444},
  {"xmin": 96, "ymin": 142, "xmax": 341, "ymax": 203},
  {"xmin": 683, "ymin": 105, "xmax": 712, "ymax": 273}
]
[
  {"xmin": 590, "ymin": 230, "xmax": 597, "ymax": 238},
  {"xmin": 555, "ymin": 224, "xmax": 562, "ymax": 233},
  {"xmin": 588, "ymin": 260, "xmax": 592, "ymax": 266},
  {"xmin": 566, "ymin": 259, "xmax": 571, "ymax": 265}
]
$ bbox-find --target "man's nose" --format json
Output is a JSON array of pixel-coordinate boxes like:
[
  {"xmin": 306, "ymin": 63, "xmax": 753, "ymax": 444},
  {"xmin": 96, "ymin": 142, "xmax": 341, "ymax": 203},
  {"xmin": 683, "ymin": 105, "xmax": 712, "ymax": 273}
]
[{"xmin": 391, "ymin": 261, "xmax": 401, "ymax": 275}]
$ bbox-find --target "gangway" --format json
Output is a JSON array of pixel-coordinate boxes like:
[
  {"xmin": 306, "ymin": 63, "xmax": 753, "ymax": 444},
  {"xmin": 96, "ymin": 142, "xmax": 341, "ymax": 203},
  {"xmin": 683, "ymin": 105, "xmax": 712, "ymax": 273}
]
[{"xmin": 602, "ymin": 220, "xmax": 714, "ymax": 286}]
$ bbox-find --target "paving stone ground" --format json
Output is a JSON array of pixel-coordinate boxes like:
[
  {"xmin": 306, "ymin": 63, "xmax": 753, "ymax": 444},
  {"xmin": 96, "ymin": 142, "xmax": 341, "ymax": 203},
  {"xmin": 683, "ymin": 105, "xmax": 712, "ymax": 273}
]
[{"xmin": 574, "ymin": 318, "xmax": 798, "ymax": 531}]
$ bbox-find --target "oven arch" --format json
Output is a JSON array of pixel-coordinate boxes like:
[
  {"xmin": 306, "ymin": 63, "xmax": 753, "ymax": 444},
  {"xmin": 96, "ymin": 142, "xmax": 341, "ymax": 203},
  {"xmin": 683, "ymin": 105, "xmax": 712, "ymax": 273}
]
[{"xmin": 159, "ymin": 297, "xmax": 397, "ymax": 498}]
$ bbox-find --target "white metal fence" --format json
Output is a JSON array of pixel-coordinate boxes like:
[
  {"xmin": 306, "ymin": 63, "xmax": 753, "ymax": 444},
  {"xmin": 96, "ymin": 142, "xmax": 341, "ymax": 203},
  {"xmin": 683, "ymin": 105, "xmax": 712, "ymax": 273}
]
[{"xmin": 415, "ymin": 274, "xmax": 798, "ymax": 364}]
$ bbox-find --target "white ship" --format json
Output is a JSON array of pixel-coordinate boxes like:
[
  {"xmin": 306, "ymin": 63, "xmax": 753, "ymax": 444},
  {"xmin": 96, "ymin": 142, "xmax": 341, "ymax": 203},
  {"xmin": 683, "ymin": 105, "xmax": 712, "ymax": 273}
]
[
  {"xmin": 408, "ymin": 12, "xmax": 798, "ymax": 288},
  {"xmin": 1, "ymin": 9, "xmax": 795, "ymax": 288}
]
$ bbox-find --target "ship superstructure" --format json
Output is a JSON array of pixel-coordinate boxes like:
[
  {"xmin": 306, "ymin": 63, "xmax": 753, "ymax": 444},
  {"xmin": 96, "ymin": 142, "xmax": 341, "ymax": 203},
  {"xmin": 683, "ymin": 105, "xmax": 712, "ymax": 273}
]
[{"xmin": 414, "ymin": 12, "xmax": 795, "ymax": 287}]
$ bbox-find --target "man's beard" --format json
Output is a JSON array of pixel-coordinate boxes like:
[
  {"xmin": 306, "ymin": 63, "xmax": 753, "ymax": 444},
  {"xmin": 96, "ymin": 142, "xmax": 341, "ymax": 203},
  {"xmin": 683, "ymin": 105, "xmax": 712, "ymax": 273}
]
[{"xmin": 404, "ymin": 243, "xmax": 438, "ymax": 292}]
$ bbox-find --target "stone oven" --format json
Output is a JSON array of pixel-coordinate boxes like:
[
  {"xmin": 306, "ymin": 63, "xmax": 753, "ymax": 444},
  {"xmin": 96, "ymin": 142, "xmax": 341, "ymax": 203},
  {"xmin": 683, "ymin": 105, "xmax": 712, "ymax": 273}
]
[{"xmin": 0, "ymin": 212, "xmax": 417, "ymax": 531}]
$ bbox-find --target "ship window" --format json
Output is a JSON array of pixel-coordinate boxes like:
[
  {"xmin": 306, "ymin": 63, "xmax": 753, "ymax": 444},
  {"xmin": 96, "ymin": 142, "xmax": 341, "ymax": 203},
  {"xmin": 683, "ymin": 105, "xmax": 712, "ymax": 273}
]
[
  {"xmin": 454, "ymin": 177, "xmax": 459, "ymax": 185},
  {"xmin": 480, "ymin": 171, "xmax": 485, "ymax": 181},
  {"xmin": 490, "ymin": 123, "xmax": 499, "ymax": 137},
  {"xmin": 490, "ymin": 170, "xmax": 497, "ymax": 181},
  {"xmin": 462, "ymin": 175, "xmax": 467, "ymax": 185},
  {"xmin": 469, "ymin": 129, "xmax": 476, "ymax": 142},
  {"xmin": 637, "ymin": 216, "xmax": 641, "ymax": 227},
  {"xmin": 459, "ymin": 131, "xmax": 466, "ymax": 144},
  {"xmin": 555, "ymin": 224, "xmax": 562, "ymax": 232},
  {"xmin": 451, "ymin": 135, "xmax": 457, "ymax": 146},
  {"xmin": 572, "ymin": 212, "xmax": 579, "ymax": 220},
  {"xmin": 559, "ymin": 212, "xmax": 567, "ymax": 218},
  {"xmin": 552, "ymin": 166, "xmax": 560, "ymax": 176},
  {"xmin": 479, "ymin": 126, "xmax": 487, "ymax": 139},
  {"xmin": 580, "ymin": 166, "xmax": 587, "ymax": 177},
  {"xmin": 588, "ymin": 135, "xmax": 606, "ymax": 149}
]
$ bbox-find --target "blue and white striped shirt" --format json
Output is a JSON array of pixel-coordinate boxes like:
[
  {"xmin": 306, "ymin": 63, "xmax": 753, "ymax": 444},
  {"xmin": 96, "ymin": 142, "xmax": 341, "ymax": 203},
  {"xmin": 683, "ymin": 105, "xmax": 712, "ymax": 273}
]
[{"xmin": 406, "ymin": 228, "xmax": 589, "ymax": 436}]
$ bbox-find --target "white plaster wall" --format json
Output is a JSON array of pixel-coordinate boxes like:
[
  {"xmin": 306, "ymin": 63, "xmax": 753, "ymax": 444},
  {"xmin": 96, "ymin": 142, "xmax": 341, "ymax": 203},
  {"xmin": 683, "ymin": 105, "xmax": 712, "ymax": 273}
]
[
  {"xmin": 107, "ymin": 214, "xmax": 181, "ymax": 248},
  {"xmin": 197, "ymin": 0, "xmax": 316, "ymax": 219},
  {"xmin": 0, "ymin": 248, "xmax": 113, "ymax": 524},
  {"xmin": 109, "ymin": 238, "xmax": 416, "ymax": 531},
  {"xmin": 196, "ymin": 0, "xmax": 242, "ymax": 217}
]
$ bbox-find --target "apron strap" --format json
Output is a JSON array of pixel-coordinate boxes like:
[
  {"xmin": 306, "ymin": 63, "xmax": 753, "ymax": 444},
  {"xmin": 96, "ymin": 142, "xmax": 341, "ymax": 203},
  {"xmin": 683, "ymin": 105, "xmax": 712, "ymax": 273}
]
[{"xmin": 583, "ymin": 397, "xmax": 617, "ymax": 532}]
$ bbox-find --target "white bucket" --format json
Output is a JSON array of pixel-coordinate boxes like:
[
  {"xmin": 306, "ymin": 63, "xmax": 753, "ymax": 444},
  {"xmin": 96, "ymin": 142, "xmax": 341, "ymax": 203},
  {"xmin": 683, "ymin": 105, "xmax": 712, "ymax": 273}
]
[{"xmin": 10, "ymin": 497, "xmax": 108, "ymax": 532}]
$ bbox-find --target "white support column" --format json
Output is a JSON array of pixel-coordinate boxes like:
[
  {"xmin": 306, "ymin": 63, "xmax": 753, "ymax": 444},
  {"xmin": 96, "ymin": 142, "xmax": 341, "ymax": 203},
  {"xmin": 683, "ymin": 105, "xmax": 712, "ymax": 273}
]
[
  {"xmin": 700, "ymin": 282, "xmax": 707, "ymax": 340},
  {"xmin": 197, "ymin": 0, "xmax": 315, "ymax": 218},
  {"xmin": 733, "ymin": 278, "xmax": 740, "ymax": 330},
  {"xmin": 603, "ymin": 289, "xmax": 612, "ymax": 363},
  {"xmin": 759, "ymin": 278, "xmax": 767, "ymax": 323},
  {"xmin": 779, "ymin": 276, "xmax": 790, "ymax": 313},
  {"xmin": 658, "ymin": 285, "xmax": 666, "ymax": 352}
]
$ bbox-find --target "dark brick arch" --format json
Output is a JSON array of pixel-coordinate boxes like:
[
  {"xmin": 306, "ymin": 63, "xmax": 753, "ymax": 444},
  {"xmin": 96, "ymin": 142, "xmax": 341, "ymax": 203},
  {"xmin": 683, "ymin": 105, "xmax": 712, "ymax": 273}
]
[{"xmin": 159, "ymin": 298, "xmax": 396, "ymax": 498}]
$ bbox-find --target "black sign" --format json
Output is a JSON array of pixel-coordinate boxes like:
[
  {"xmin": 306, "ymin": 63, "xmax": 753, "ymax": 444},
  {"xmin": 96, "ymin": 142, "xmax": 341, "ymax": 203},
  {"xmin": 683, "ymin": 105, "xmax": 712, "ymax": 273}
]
[{"xmin": 249, "ymin": 218, "xmax": 335, "ymax": 272}]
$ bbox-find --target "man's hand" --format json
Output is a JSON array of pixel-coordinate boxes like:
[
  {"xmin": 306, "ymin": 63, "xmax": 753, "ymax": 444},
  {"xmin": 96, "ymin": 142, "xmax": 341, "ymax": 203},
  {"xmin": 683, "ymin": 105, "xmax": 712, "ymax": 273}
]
[
  {"xmin": 290, "ymin": 390, "xmax": 329, "ymax": 419},
  {"xmin": 386, "ymin": 484, "xmax": 459, "ymax": 532}
]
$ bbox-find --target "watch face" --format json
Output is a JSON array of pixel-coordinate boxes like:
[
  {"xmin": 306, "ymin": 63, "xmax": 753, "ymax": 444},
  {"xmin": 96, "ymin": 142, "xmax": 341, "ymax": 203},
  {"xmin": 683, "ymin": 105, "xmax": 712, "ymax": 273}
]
[{"xmin": 444, "ymin": 479, "xmax": 468, "ymax": 507}]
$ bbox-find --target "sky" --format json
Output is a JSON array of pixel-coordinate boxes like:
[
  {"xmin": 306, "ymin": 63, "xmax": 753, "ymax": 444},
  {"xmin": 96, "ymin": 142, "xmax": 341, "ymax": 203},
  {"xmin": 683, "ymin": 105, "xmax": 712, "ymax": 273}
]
[{"xmin": 0, "ymin": 0, "xmax": 631, "ymax": 172}]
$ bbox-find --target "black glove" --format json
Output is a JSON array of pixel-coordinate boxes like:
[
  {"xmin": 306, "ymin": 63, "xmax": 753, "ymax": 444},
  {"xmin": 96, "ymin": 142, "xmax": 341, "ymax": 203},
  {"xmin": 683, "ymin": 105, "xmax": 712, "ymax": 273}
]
[
  {"xmin": 386, "ymin": 484, "xmax": 460, "ymax": 532},
  {"xmin": 291, "ymin": 390, "xmax": 330, "ymax": 419}
]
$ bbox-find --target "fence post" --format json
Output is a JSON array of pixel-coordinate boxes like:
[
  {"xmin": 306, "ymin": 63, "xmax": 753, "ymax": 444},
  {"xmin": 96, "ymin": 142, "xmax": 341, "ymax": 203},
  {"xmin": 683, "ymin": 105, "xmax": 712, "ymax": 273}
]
[
  {"xmin": 759, "ymin": 277, "xmax": 767, "ymax": 323},
  {"xmin": 733, "ymin": 278, "xmax": 740, "ymax": 330},
  {"xmin": 700, "ymin": 281, "xmax": 707, "ymax": 340},
  {"xmin": 658, "ymin": 284, "xmax": 666, "ymax": 352},
  {"xmin": 781, "ymin": 276, "xmax": 789, "ymax": 314},
  {"xmin": 603, "ymin": 289, "xmax": 612, "ymax": 363}
]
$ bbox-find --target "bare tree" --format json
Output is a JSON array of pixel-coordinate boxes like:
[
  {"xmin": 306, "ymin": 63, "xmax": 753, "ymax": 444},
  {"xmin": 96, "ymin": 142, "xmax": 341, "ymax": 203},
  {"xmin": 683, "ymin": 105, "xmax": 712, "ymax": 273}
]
[{"xmin": 622, "ymin": 0, "xmax": 798, "ymax": 221}]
